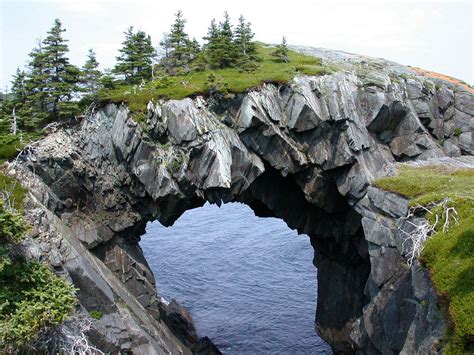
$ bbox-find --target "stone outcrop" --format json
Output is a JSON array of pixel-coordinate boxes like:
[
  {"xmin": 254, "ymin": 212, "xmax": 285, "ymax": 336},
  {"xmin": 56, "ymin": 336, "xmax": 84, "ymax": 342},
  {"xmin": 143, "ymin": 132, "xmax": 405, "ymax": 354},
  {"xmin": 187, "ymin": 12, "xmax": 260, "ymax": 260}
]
[{"xmin": 9, "ymin": 48, "xmax": 474, "ymax": 354}]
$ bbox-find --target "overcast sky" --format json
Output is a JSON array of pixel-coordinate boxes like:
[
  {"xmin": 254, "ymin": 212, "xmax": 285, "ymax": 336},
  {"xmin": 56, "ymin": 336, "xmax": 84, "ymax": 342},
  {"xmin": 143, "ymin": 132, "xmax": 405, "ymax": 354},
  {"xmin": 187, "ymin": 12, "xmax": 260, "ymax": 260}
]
[{"xmin": 1, "ymin": 0, "xmax": 473, "ymax": 89}]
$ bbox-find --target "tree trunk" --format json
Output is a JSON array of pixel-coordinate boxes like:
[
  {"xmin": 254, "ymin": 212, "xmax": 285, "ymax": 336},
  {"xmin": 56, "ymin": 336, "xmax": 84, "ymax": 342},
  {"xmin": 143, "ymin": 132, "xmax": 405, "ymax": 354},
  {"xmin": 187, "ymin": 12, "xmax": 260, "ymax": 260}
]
[{"xmin": 11, "ymin": 107, "xmax": 17, "ymax": 135}]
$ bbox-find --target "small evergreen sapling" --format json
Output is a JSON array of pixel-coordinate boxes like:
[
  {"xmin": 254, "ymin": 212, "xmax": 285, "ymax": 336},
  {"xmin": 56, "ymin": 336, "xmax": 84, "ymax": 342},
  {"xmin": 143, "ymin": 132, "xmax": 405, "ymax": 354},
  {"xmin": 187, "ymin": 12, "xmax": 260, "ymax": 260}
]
[{"xmin": 272, "ymin": 36, "xmax": 289, "ymax": 63}]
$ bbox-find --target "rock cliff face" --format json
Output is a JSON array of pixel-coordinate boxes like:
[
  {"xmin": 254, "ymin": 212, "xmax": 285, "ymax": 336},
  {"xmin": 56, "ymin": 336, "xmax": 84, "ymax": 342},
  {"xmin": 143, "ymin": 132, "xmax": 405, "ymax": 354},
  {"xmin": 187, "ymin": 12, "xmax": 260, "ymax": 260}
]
[{"xmin": 10, "ymin": 48, "xmax": 474, "ymax": 353}]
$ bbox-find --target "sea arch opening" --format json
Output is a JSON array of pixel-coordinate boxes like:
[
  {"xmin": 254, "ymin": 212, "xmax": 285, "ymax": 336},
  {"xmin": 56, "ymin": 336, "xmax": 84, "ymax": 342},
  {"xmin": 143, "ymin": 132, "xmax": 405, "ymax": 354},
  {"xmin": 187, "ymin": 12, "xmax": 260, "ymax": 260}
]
[
  {"xmin": 119, "ymin": 161, "xmax": 371, "ymax": 354},
  {"xmin": 140, "ymin": 202, "xmax": 332, "ymax": 354}
]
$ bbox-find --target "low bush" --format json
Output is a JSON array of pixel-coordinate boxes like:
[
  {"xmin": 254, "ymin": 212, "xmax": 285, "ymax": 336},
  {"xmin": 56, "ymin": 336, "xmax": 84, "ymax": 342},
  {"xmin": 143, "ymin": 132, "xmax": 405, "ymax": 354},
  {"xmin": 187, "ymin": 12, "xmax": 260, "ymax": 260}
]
[{"xmin": 0, "ymin": 193, "xmax": 76, "ymax": 351}]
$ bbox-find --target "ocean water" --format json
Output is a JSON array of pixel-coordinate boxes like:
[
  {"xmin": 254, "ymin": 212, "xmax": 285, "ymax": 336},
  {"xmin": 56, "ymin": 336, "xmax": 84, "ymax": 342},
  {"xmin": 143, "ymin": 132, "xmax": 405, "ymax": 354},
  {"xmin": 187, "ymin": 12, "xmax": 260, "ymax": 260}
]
[{"xmin": 140, "ymin": 202, "xmax": 332, "ymax": 354}]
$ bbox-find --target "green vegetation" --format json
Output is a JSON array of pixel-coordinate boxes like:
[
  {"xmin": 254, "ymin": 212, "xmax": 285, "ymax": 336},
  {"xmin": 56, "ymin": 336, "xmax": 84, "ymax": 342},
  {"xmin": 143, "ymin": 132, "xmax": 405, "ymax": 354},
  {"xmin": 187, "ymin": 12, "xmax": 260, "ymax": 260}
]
[
  {"xmin": 0, "ymin": 18, "xmax": 84, "ymax": 144},
  {"xmin": 272, "ymin": 36, "xmax": 290, "ymax": 63},
  {"xmin": 114, "ymin": 26, "xmax": 156, "ymax": 84},
  {"xmin": 99, "ymin": 44, "xmax": 332, "ymax": 115},
  {"xmin": 81, "ymin": 49, "xmax": 103, "ymax": 103},
  {"xmin": 168, "ymin": 155, "xmax": 184, "ymax": 174},
  {"xmin": 160, "ymin": 11, "xmax": 202, "ymax": 74},
  {"xmin": 0, "ymin": 135, "xmax": 24, "ymax": 162},
  {"xmin": 0, "ymin": 132, "xmax": 44, "ymax": 163},
  {"xmin": 1, "ymin": 12, "xmax": 332, "ymax": 140},
  {"xmin": 89, "ymin": 310, "xmax": 103, "ymax": 320},
  {"xmin": 375, "ymin": 165, "xmax": 474, "ymax": 353},
  {"xmin": 0, "ymin": 172, "xmax": 27, "ymax": 211},
  {"xmin": 0, "ymin": 199, "xmax": 76, "ymax": 351},
  {"xmin": 453, "ymin": 128, "xmax": 463, "ymax": 137}
]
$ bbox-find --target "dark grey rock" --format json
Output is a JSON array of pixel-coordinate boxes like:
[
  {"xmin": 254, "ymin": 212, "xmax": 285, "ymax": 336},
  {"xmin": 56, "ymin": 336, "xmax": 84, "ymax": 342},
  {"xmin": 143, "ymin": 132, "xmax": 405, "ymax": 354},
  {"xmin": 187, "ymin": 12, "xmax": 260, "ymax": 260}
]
[
  {"xmin": 367, "ymin": 187, "xmax": 408, "ymax": 218},
  {"xmin": 12, "ymin": 47, "xmax": 474, "ymax": 354}
]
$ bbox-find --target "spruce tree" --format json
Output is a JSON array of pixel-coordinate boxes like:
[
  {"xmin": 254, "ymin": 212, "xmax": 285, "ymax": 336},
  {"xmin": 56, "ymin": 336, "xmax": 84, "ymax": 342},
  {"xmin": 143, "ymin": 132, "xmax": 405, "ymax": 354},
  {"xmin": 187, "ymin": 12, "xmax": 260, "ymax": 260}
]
[
  {"xmin": 115, "ymin": 27, "xmax": 156, "ymax": 83},
  {"xmin": 272, "ymin": 36, "xmax": 289, "ymax": 63},
  {"xmin": 81, "ymin": 49, "xmax": 102, "ymax": 99},
  {"xmin": 10, "ymin": 69, "xmax": 27, "ymax": 104},
  {"xmin": 189, "ymin": 38, "xmax": 201, "ymax": 60},
  {"xmin": 24, "ymin": 42, "xmax": 50, "ymax": 127},
  {"xmin": 167, "ymin": 11, "xmax": 192, "ymax": 72},
  {"xmin": 216, "ymin": 12, "xmax": 236, "ymax": 68},
  {"xmin": 41, "ymin": 19, "xmax": 80, "ymax": 121},
  {"xmin": 8, "ymin": 69, "xmax": 28, "ymax": 131},
  {"xmin": 0, "ymin": 70, "xmax": 28, "ymax": 134},
  {"xmin": 203, "ymin": 19, "xmax": 220, "ymax": 68},
  {"xmin": 0, "ymin": 91, "xmax": 10, "ymax": 134},
  {"xmin": 204, "ymin": 13, "xmax": 236, "ymax": 69},
  {"xmin": 100, "ymin": 69, "xmax": 116, "ymax": 90},
  {"xmin": 234, "ymin": 15, "xmax": 258, "ymax": 71}
]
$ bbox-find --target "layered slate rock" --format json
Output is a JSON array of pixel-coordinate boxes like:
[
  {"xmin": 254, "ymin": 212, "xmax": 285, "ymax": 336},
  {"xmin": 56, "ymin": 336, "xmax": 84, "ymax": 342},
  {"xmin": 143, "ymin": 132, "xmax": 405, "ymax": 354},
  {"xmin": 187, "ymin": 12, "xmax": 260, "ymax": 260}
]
[{"xmin": 11, "ymin": 47, "xmax": 474, "ymax": 354}]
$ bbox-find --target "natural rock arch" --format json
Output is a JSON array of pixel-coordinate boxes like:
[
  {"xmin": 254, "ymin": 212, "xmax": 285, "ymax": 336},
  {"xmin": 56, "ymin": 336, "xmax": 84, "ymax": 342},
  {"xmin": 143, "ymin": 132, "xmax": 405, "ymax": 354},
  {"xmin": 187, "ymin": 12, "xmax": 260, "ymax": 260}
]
[{"xmin": 14, "ymin": 56, "xmax": 473, "ymax": 353}]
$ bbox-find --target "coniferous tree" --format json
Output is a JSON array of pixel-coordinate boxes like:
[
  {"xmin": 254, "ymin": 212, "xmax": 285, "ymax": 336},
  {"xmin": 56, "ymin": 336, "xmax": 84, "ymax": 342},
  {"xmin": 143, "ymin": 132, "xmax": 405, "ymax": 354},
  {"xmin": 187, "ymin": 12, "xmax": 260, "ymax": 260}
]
[
  {"xmin": 0, "ymin": 70, "xmax": 28, "ymax": 134},
  {"xmin": 234, "ymin": 15, "xmax": 258, "ymax": 71},
  {"xmin": 203, "ymin": 19, "xmax": 220, "ymax": 68},
  {"xmin": 272, "ymin": 36, "xmax": 289, "ymax": 63},
  {"xmin": 81, "ymin": 49, "xmax": 102, "ymax": 99},
  {"xmin": 100, "ymin": 69, "xmax": 116, "ymax": 90},
  {"xmin": 216, "ymin": 12, "xmax": 236, "ymax": 68},
  {"xmin": 10, "ymin": 69, "xmax": 27, "ymax": 104},
  {"xmin": 41, "ymin": 19, "xmax": 81, "ymax": 121},
  {"xmin": 189, "ymin": 38, "xmax": 201, "ymax": 60},
  {"xmin": 204, "ymin": 12, "xmax": 236, "ymax": 69},
  {"xmin": 160, "ymin": 11, "xmax": 200, "ymax": 74},
  {"xmin": 24, "ymin": 42, "xmax": 50, "ymax": 127},
  {"xmin": 0, "ymin": 90, "xmax": 10, "ymax": 134},
  {"xmin": 7, "ymin": 69, "xmax": 28, "ymax": 131},
  {"xmin": 115, "ymin": 27, "xmax": 156, "ymax": 84}
]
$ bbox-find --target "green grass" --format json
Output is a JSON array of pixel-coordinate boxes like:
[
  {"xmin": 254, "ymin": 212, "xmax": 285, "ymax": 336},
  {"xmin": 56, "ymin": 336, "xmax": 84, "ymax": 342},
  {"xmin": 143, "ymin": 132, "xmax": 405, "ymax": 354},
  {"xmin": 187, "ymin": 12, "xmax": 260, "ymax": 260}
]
[
  {"xmin": 99, "ymin": 44, "xmax": 335, "ymax": 124},
  {"xmin": 0, "ymin": 133, "xmax": 44, "ymax": 163},
  {"xmin": 0, "ymin": 135, "xmax": 24, "ymax": 162},
  {"xmin": 0, "ymin": 172, "xmax": 26, "ymax": 211},
  {"xmin": 375, "ymin": 165, "xmax": 474, "ymax": 353}
]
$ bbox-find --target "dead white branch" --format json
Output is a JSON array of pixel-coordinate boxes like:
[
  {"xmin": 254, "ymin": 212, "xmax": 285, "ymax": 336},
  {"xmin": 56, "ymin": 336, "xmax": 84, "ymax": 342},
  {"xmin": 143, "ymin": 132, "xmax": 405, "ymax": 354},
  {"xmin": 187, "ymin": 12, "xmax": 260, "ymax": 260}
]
[
  {"xmin": 399, "ymin": 198, "xmax": 458, "ymax": 266},
  {"xmin": 31, "ymin": 314, "xmax": 104, "ymax": 354},
  {"xmin": 59, "ymin": 316, "xmax": 104, "ymax": 355},
  {"xmin": 11, "ymin": 107, "xmax": 17, "ymax": 135}
]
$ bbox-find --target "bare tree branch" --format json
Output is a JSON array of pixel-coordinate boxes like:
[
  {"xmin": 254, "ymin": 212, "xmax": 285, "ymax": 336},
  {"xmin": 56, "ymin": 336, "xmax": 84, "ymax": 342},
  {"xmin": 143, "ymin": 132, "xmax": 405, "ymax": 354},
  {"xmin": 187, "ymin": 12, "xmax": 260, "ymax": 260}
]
[{"xmin": 398, "ymin": 198, "xmax": 459, "ymax": 266}]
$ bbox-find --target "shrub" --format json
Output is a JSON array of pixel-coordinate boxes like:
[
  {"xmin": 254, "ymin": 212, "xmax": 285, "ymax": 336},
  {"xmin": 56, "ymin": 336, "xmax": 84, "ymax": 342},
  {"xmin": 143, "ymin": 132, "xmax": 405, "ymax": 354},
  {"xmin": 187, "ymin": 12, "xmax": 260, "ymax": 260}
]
[
  {"xmin": 0, "ymin": 172, "xmax": 27, "ymax": 211},
  {"xmin": 169, "ymin": 156, "xmax": 183, "ymax": 173},
  {"xmin": 0, "ymin": 135, "xmax": 23, "ymax": 161},
  {"xmin": 0, "ymin": 194, "xmax": 76, "ymax": 351},
  {"xmin": 0, "ymin": 200, "xmax": 26, "ymax": 244},
  {"xmin": 0, "ymin": 260, "xmax": 77, "ymax": 350},
  {"xmin": 0, "ymin": 132, "xmax": 44, "ymax": 163},
  {"xmin": 89, "ymin": 310, "xmax": 103, "ymax": 320},
  {"xmin": 453, "ymin": 127, "xmax": 462, "ymax": 137}
]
